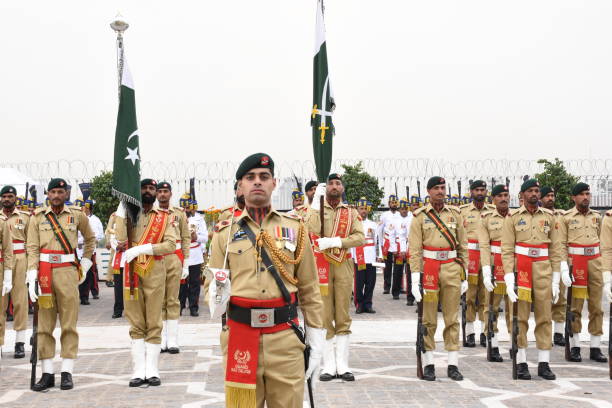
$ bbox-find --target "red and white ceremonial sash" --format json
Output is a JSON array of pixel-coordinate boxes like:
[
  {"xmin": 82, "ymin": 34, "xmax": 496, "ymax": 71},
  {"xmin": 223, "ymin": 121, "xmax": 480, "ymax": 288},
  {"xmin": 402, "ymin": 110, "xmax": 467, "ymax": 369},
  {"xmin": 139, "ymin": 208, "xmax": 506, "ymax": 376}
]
[
  {"xmin": 112, "ymin": 250, "xmax": 123, "ymax": 273},
  {"xmin": 225, "ymin": 294, "xmax": 297, "ymax": 408},
  {"xmin": 515, "ymin": 243, "xmax": 549, "ymax": 303},
  {"xmin": 422, "ymin": 246, "xmax": 454, "ymax": 303},
  {"xmin": 132, "ymin": 212, "xmax": 168, "ymax": 277},
  {"xmin": 12, "ymin": 239, "xmax": 25, "ymax": 255},
  {"xmin": 310, "ymin": 232, "xmax": 330, "ymax": 296},
  {"xmin": 490, "ymin": 241, "xmax": 506, "ymax": 295},
  {"xmin": 39, "ymin": 249, "xmax": 74, "ymax": 309},
  {"xmin": 382, "ymin": 236, "xmax": 391, "ymax": 258},
  {"xmin": 355, "ymin": 241, "xmax": 374, "ymax": 271},
  {"xmin": 122, "ymin": 260, "xmax": 139, "ymax": 300},
  {"xmin": 568, "ymin": 243, "xmax": 600, "ymax": 300},
  {"xmin": 467, "ymin": 239, "xmax": 481, "ymax": 285},
  {"xmin": 324, "ymin": 207, "xmax": 352, "ymax": 264}
]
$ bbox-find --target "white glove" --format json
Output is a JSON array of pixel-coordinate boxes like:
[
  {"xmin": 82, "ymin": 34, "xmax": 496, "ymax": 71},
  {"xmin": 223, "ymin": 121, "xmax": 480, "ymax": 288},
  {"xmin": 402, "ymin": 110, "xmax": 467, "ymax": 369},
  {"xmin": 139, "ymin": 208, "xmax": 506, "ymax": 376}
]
[
  {"xmin": 482, "ymin": 265, "xmax": 495, "ymax": 292},
  {"xmin": 2, "ymin": 270, "xmax": 13, "ymax": 296},
  {"xmin": 411, "ymin": 272, "xmax": 422, "ymax": 302},
  {"xmin": 310, "ymin": 183, "xmax": 326, "ymax": 211},
  {"xmin": 460, "ymin": 279, "xmax": 468, "ymax": 295},
  {"xmin": 110, "ymin": 235, "xmax": 118, "ymax": 251},
  {"xmin": 602, "ymin": 271, "xmax": 611, "ymax": 303},
  {"xmin": 305, "ymin": 326, "xmax": 326, "ymax": 382},
  {"xmin": 504, "ymin": 273, "xmax": 518, "ymax": 303},
  {"xmin": 26, "ymin": 270, "xmax": 38, "ymax": 302},
  {"xmin": 181, "ymin": 266, "xmax": 189, "ymax": 280},
  {"xmin": 81, "ymin": 257, "xmax": 93, "ymax": 273},
  {"xmin": 116, "ymin": 201, "xmax": 127, "ymax": 219},
  {"xmin": 121, "ymin": 243, "xmax": 154, "ymax": 265},
  {"xmin": 317, "ymin": 237, "xmax": 342, "ymax": 251},
  {"xmin": 551, "ymin": 271, "xmax": 560, "ymax": 304},
  {"xmin": 560, "ymin": 261, "xmax": 572, "ymax": 287},
  {"xmin": 208, "ymin": 268, "xmax": 231, "ymax": 320}
]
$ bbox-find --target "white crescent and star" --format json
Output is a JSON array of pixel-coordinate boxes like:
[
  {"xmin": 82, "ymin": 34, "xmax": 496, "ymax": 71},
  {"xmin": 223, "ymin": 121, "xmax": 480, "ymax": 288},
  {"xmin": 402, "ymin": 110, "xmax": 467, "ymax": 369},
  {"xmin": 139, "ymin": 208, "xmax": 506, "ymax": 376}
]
[{"xmin": 125, "ymin": 130, "xmax": 140, "ymax": 165}]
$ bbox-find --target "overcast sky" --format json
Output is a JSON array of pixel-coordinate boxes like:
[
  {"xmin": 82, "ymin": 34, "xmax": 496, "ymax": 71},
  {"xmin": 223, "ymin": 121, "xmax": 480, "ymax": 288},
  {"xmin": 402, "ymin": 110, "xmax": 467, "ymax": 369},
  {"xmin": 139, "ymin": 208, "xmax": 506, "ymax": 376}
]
[{"xmin": 2, "ymin": 0, "xmax": 611, "ymax": 166}]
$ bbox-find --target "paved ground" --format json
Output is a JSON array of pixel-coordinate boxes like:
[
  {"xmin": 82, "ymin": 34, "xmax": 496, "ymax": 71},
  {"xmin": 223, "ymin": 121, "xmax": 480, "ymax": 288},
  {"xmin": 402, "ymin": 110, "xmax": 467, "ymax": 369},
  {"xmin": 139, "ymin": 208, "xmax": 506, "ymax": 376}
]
[{"xmin": 0, "ymin": 274, "xmax": 610, "ymax": 408}]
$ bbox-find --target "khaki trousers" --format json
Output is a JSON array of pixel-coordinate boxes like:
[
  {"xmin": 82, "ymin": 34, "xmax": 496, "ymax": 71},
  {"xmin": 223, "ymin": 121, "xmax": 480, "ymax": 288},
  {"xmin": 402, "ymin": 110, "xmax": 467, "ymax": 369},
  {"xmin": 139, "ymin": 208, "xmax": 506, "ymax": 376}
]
[
  {"xmin": 551, "ymin": 281, "xmax": 567, "ymax": 323},
  {"xmin": 221, "ymin": 327, "xmax": 305, "ymax": 408},
  {"xmin": 125, "ymin": 261, "xmax": 166, "ymax": 344},
  {"xmin": 38, "ymin": 265, "xmax": 80, "ymax": 359},
  {"xmin": 323, "ymin": 260, "xmax": 353, "ymax": 340},
  {"xmin": 516, "ymin": 260, "xmax": 552, "ymax": 350},
  {"xmin": 483, "ymin": 292, "xmax": 512, "ymax": 335},
  {"xmin": 466, "ymin": 267, "xmax": 486, "ymax": 323},
  {"xmin": 423, "ymin": 262, "xmax": 461, "ymax": 352},
  {"xmin": 12, "ymin": 254, "xmax": 28, "ymax": 331},
  {"xmin": 0, "ymin": 266, "xmax": 6, "ymax": 345},
  {"xmin": 570, "ymin": 257, "xmax": 603, "ymax": 336},
  {"xmin": 162, "ymin": 253, "xmax": 182, "ymax": 321}
]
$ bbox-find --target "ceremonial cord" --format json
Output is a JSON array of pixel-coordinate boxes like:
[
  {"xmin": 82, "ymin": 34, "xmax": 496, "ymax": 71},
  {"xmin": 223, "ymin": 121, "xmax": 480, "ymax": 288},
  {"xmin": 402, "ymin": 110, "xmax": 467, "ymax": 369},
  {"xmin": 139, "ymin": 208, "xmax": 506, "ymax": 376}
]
[{"xmin": 255, "ymin": 223, "xmax": 306, "ymax": 285}]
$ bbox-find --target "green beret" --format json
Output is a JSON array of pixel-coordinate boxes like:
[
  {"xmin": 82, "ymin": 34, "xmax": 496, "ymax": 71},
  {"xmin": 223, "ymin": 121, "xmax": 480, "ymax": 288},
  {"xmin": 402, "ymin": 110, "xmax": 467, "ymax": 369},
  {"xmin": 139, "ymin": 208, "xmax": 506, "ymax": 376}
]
[
  {"xmin": 491, "ymin": 184, "xmax": 509, "ymax": 196},
  {"xmin": 520, "ymin": 178, "xmax": 540, "ymax": 193},
  {"xmin": 540, "ymin": 186, "xmax": 554, "ymax": 197},
  {"xmin": 48, "ymin": 178, "xmax": 68, "ymax": 191},
  {"xmin": 571, "ymin": 182, "xmax": 589, "ymax": 196},
  {"xmin": 235, "ymin": 153, "xmax": 274, "ymax": 180},
  {"xmin": 158, "ymin": 181, "xmax": 172, "ymax": 191},
  {"xmin": 0, "ymin": 185, "xmax": 17, "ymax": 196},
  {"xmin": 427, "ymin": 176, "xmax": 446, "ymax": 190},
  {"xmin": 327, "ymin": 173, "xmax": 342, "ymax": 182},
  {"xmin": 470, "ymin": 179, "xmax": 486, "ymax": 190},
  {"xmin": 305, "ymin": 180, "xmax": 317, "ymax": 192},
  {"xmin": 141, "ymin": 178, "xmax": 157, "ymax": 188}
]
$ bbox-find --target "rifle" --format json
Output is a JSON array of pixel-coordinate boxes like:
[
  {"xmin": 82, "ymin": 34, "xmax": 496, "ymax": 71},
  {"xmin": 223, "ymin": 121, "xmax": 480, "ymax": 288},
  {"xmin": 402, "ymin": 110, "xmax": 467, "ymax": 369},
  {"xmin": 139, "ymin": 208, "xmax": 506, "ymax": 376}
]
[
  {"xmin": 406, "ymin": 186, "xmax": 409, "ymax": 201},
  {"xmin": 417, "ymin": 181, "xmax": 421, "ymax": 200},
  {"xmin": 564, "ymin": 271, "xmax": 574, "ymax": 361},
  {"xmin": 608, "ymin": 303, "xmax": 611, "ymax": 380},
  {"xmin": 461, "ymin": 292, "xmax": 467, "ymax": 347},
  {"xmin": 30, "ymin": 280, "xmax": 39, "ymax": 390},
  {"xmin": 511, "ymin": 270, "xmax": 519, "ymax": 379},
  {"xmin": 415, "ymin": 273, "xmax": 426, "ymax": 379},
  {"xmin": 486, "ymin": 270, "xmax": 496, "ymax": 361}
]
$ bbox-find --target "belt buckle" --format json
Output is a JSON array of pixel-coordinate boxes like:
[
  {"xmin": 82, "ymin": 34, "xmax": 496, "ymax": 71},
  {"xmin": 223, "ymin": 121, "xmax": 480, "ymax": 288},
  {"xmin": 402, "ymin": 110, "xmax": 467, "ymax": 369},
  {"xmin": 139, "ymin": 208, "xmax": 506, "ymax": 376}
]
[
  {"xmin": 49, "ymin": 254, "xmax": 62, "ymax": 263},
  {"xmin": 251, "ymin": 308, "xmax": 275, "ymax": 328},
  {"xmin": 584, "ymin": 247, "xmax": 595, "ymax": 256},
  {"xmin": 527, "ymin": 248, "xmax": 540, "ymax": 257},
  {"xmin": 436, "ymin": 251, "xmax": 448, "ymax": 261}
]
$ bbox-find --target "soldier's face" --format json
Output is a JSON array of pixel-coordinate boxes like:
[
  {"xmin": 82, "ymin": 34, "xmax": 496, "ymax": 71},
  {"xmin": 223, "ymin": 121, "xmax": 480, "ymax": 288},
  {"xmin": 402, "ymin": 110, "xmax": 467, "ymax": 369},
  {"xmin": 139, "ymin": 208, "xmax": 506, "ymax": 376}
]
[
  {"xmin": 306, "ymin": 186, "xmax": 317, "ymax": 202},
  {"xmin": 410, "ymin": 203, "xmax": 419, "ymax": 212},
  {"xmin": 493, "ymin": 192, "xmax": 509, "ymax": 211},
  {"xmin": 472, "ymin": 187, "xmax": 486, "ymax": 202},
  {"xmin": 1, "ymin": 193, "xmax": 16, "ymax": 209},
  {"xmin": 48, "ymin": 188, "xmax": 67, "ymax": 206},
  {"xmin": 357, "ymin": 207, "xmax": 368, "ymax": 219},
  {"xmin": 389, "ymin": 200, "xmax": 398, "ymax": 210},
  {"xmin": 326, "ymin": 179, "xmax": 344, "ymax": 199},
  {"xmin": 157, "ymin": 188, "xmax": 172, "ymax": 205},
  {"xmin": 240, "ymin": 169, "xmax": 276, "ymax": 207},
  {"xmin": 428, "ymin": 184, "xmax": 446, "ymax": 203},
  {"xmin": 399, "ymin": 207, "xmax": 409, "ymax": 217},
  {"xmin": 524, "ymin": 187, "xmax": 540, "ymax": 205},
  {"xmin": 141, "ymin": 185, "xmax": 157, "ymax": 204},
  {"xmin": 540, "ymin": 192, "xmax": 555, "ymax": 209},
  {"xmin": 292, "ymin": 197, "xmax": 303, "ymax": 209},
  {"xmin": 573, "ymin": 191, "xmax": 590, "ymax": 209}
]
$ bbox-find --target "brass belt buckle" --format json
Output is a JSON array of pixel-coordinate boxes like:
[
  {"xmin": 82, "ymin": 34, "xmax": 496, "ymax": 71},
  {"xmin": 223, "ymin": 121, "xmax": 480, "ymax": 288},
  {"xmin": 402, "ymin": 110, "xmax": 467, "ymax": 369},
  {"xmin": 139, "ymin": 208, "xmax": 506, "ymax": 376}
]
[
  {"xmin": 528, "ymin": 248, "xmax": 540, "ymax": 257},
  {"xmin": 436, "ymin": 251, "xmax": 448, "ymax": 261},
  {"xmin": 251, "ymin": 308, "xmax": 275, "ymax": 328},
  {"xmin": 584, "ymin": 247, "xmax": 595, "ymax": 256},
  {"xmin": 49, "ymin": 254, "xmax": 62, "ymax": 263}
]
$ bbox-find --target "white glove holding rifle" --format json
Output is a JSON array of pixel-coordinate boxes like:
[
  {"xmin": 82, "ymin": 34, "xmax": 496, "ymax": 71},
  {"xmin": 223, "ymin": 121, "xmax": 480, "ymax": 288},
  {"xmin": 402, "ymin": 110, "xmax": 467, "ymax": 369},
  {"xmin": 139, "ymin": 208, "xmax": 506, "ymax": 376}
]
[{"xmin": 310, "ymin": 183, "xmax": 326, "ymax": 212}]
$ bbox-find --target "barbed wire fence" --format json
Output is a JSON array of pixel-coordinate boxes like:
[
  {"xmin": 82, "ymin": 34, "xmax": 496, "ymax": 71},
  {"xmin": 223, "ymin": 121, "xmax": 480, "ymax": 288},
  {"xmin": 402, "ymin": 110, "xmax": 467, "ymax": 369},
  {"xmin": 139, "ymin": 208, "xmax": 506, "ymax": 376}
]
[{"xmin": 2, "ymin": 158, "xmax": 612, "ymax": 209}]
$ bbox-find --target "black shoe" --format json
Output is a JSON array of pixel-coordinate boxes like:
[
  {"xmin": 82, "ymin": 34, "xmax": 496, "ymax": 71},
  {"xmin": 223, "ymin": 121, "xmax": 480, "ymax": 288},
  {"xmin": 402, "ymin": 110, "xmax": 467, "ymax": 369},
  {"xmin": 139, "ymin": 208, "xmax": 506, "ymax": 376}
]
[
  {"xmin": 589, "ymin": 348, "xmax": 608, "ymax": 363},
  {"xmin": 406, "ymin": 299, "xmax": 414, "ymax": 306},
  {"xmin": 480, "ymin": 333, "xmax": 487, "ymax": 348},
  {"xmin": 355, "ymin": 306, "xmax": 363, "ymax": 314},
  {"xmin": 146, "ymin": 377, "xmax": 161, "ymax": 386},
  {"xmin": 569, "ymin": 347, "xmax": 582, "ymax": 362},
  {"xmin": 93, "ymin": 295, "xmax": 100, "ymax": 300},
  {"xmin": 80, "ymin": 299, "xmax": 90, "ymax": 305},
  {"xmin": 392, "ymin": 295, "xmax": 400, "ymax": 300},
  {"xmin": 14, "ymin": 342, "xmax": 25, "ymax": 359},
  {"xmin": 517, "ymin": 363, "xmax": 531, "ymax": 380},
  {"xmin": 112, "ymin": 313, "xmax": 122, "ymax": 319},
  {"xmin": 382, "ymin": 290, "xmax": 390, "ymax": 294},
  {"xmin": 7, "ymin": 314, "xmax": 13, "ymax": 322},
  {"xmin": 422, "ymin": 364, "xmax": 435, "ymax": 381},
  {"xmin": 32, "ymin": 373, "xmax": 55, "ymax": 391},
  {"xmin": 339, "ymin": 372, "xmax": 355, "ymax": 381},
  {"xmin": 190, "ymin": 309, "xmax": 199, "ymax": 317},
  {"xmin": 129, "ymin": 377, "xmax": 146, "ymax": 387},
  {"xmin": 537, "ymin": 362, "xmax": 556, "ymax": 380},
  {"xmin": 60, "ymin": 372, "xmax": 74, "ymax": 390},
  {"xmin": 364, "ymin": 308, "xmax": 376, "ymax": 314},
  {"xmin": 464, "ymin": 333, "xmax": 476, "ymax": 348},
  {"xmin": 488, "ymin": 347, "xmax": 503, "ymax": 362},
  {"xmin": 553, "ymin": 333, "xmax": 566, "ymax": 346},
  {"xmin": 447, "ymin": 365, "xmax": 463, "ymax": 381},
  {"xmin": 319, "ymin": 373, "xmax": 335, "ymax": 381},
  {"xmin": 106, "ymin": 281, "xmax": 114, "ymax": 287},
  {"xmin": 168, "ymin": 347, "xmax": 179, "ymax": 354},
  {"xmin": 160, "ymin": 347, "xmax": 168, "ymax": 353}
]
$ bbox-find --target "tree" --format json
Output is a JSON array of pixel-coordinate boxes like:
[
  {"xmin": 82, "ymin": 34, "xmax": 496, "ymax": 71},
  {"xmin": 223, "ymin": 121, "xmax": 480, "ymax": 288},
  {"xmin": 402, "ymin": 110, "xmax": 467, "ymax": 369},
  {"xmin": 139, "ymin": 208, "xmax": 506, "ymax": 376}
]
[
  {"xmin": 340, "ymin": 162, "xmax": 385, "ymax": 210},
  {"xmin": 535, "ymin": 158, "xmax": 579, "ymax": 210},
  {"xmin": 91, "ymin": 171, "xmax": 120, "ymax": 228}
]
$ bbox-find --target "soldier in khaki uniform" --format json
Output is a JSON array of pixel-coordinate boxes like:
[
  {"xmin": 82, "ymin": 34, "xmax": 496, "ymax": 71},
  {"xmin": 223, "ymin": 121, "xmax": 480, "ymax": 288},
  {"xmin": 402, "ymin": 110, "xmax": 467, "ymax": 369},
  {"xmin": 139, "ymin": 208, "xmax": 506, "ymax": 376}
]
[
  {"xmin": 207, "ymin": 153, "xmax": 325, "ymax": 408},
  {"xmin": 459, "ymin": 180, "xmax": 495, "ymax": 348},
  {"xmin": 478, "ymin": 184, "xmax": 512, "ymax": 363},
  {"xmin": 598, "ymin": 203, "xmax": 612, "ymax": 337},
  {"xmin": 0, "ymin": 206, "xmax": 14, "ymax": 362},
  {"xmin": 501, "ymin": 179, "xmax": 561, "ymax": 380},
  {"xmin": 105, "ymin": 212, "xmax": 125, "ymax": 319},
  {"xmin": 540, "ymin": 186, "xmax": 568, "ymax": 346},
  {"xmin": 156, "ymin": 181, "xmax": 190, "ymax": 354},
  {"xmin": 409, "ymin": 176, "xmax": 468, "ymax": 381},
  {"xmin": 558, "ymin": 183, "xmax": 608, "ymax": 363},
  {"xmin": 306, "ymin": 173, "xmax": 365, "ymax": 382},
  {"xmin": 26, "ymin": 178, "xmax": 95, "ymax": 391},
  {"xmin": 1, "ymin": 185, "xmax": 29, "ymax": 359},
  {"xmin": 114, "ymin": 178, "xmax": 177, "ymax": 387},
  {"xmin": 218, "ymin": 181, "xmax": 245, "ymax": 222}
]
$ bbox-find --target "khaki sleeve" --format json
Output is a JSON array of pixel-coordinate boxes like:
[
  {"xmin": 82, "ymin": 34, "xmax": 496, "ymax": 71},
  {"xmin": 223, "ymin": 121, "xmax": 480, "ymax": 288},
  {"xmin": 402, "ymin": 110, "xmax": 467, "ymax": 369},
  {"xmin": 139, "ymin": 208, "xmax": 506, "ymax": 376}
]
[
  {"xmin": 2, "ymin": 221, "xmax": 14, "ymax": 272},
  {"xmin": 304, "ymin": 207, "xmax": 321, "ymax": 235},
  {"xmin": 104, "ymin": 214, "xmax": 115, "ymax": 242},
  {"xmin": 204, "ymin": 226, "xmax": 230, "ymax": 305},
  {"xmin": 78, "ymin": 211, "xmax": 96, "ymax": 260},
  {"xmin": 548, "ymin": 214, "xmax": 562, "ymax": 272},
  {"xmin": 455, "ymin": 212, "xmax": 468, "ymax": 273},
  {"xmin": 341, "ymin": 209, "xmax": 365, "ymax": 249},
  {"xmin": 152, "ymin": 218, "xmax": 177, "ymax": 256},
  {"xmin": 601, "ymin": 215, "xmax": 612, "ymax": 272},
  {"xmin": 408, "ymin": 214, "xmax": 423, "ymax": 273},
  {"xmin": 557, "ymin": 214, "xmax": 569, "ymax": 263},
  {"xmin": 24, "ymin": 214, "xmax": 31, "ymax": 242},
  {"xmin": 26, "ymin": 215, "xmax": 41, "ymax": 271},
  {"xmin": 179, "ymin": 212, "xmax": 190, "ymax": 261},
  {"xmin": 478, "ymin": 216, "xmax": 492, "ymax": 267},
  {"xmin": 295, "ymin": 224, "xmax": 324, "ymax": 329},
  {"xmin": 501, "ymin": 214, "xmax": 516, "ymax": 275}
]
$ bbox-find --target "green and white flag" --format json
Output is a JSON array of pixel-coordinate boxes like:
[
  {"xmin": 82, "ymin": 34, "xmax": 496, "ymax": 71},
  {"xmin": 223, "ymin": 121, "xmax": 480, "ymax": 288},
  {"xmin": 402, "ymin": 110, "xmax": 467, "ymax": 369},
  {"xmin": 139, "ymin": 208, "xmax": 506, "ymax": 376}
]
[
  {"xmin": 311, "ymin": 0, "xmax": 335, "ymax": 183},
  {"xmin": 112, "ymin": 58, "xmax": 142, "ymax": 214}
]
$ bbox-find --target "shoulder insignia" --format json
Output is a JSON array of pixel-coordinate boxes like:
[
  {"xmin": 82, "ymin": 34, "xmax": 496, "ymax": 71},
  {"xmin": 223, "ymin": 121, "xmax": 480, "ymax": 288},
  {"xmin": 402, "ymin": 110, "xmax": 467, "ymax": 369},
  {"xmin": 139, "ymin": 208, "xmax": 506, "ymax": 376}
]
[
  {"xmin": 481, "ymin": 210, "xmax": 493, "ymax": 218},
  {"xmin": 412, "ymin": 207, "xmax": 426, "ymax": 216},
  {"xmin": 449, "ymin": 206, "xmax": 461, "ymax": 214},
  {"xmin": 540, "ymin": 207, "xmax": 553, "ymax": 215},
  {"xmin": 282, "ymin": 212, "xmax": 302, "ymax": 221},
  {"xmin": 214, "ymin": 219, "xmax": 232, "ymax": 233},
  {"xmin": 18, "ymin": 209, "xmax": 31, "ymax": 216},
  {"xmin": 34, "ymin": 207, "xmax": 45, "ymax": 215}
]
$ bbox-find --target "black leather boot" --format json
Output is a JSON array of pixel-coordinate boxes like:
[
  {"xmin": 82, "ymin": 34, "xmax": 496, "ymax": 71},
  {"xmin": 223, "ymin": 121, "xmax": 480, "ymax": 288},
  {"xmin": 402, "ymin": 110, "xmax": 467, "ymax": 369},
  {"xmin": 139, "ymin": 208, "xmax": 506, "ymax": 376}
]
[
  {"xmin": 569, "ymin": 347, "xmax": 582, "ymax": 362},
  {"xmin": 516, "ymin": 363, "xmax": 531, "ymax": 380},
  {"xmin": 60, "ymin": 372, "xmax": 74, "ymax": 390},
  {"xmin": 32, "ymin": 373, "xmax": 55, "ymax": 391},
  {"xmin": 14, "ymin": 342, "xmax": 25, "ymax": 359},
  {"xmin": 480, "ymin": 333, "xmax": 487, "ymax": 347},
  {"xmin": 589, "ymin": 348, "xmax": 608, "ymax": 363},
  {"xmin": 422, "ymin": 364, "xmax": 435, "ymax": 381},
  {"xmin": 489, "ymin": 347, "xmax": 503, "ymax": 362},
  {"xmin": 339, "ymin": 371, "xmax": 355, "ymax": 381},
  {"xmin": 319, "ymin": 373, "xmax": 335, "ymax": 381},
  {"xmin": 447, "ymin": 365, "xmax": 464, "ymax": 381},
  {"xmin": 464, "ymin": 333, "xmax": 476, "ymax": 347},
  {"xmin": 553, "ymin": 333, "xmax": 565, "ymax": 346},
  {"xmin": 537, "ymin": 362, "xmax": 556, "ymax": 380},
  {"xmin": 129, "ymin": 377, "xmax": 146, "ymax": 387}
]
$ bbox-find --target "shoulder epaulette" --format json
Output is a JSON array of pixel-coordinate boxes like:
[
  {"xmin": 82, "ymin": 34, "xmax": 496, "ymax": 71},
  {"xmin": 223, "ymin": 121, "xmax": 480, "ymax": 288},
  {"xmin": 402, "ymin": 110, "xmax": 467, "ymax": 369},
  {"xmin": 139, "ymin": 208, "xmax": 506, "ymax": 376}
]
[
  {"xmin": 17, "ymin": 209, "xmax": 31, "ymax": 216},
  {"xmin": 413, "ymin": 207, "xmax": 426, "ymax": 216},
  {"xmin": 213, "ymin": 219, "xmax": 232, "ymax": 232},
  {"xmin": 34, "ymin": 207, "xmax": 45, "ymax": 215},
  {"xmin": 282, "ymin": 212, "xmax": 302, "ymax": 221},
  {"xmin": 481, "ymin": 210, "xmax": 494, "ymax": 218},
  {"xmin": 555, "ymin": 209, "xmax": 566, "ymax": 216},
  {"xmin": 448, "ymin": 206, "xmax": 462, "ymax": 214},
  {"xmin": 540, "ymin": 207, "xmax": 553, "ymax": 215}
]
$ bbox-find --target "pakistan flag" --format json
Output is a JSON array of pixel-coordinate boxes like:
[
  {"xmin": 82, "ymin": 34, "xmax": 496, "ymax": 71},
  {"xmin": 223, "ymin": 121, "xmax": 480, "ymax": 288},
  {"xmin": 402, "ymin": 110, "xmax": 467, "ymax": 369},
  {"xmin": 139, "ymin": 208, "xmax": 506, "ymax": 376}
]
[
  {"xmin": 112, "ymin": 59, "xmax": 142, "ymax": 216},
  {"xmin": 311, "ymin": 0, "xmax": 335, "ymax": 183}
]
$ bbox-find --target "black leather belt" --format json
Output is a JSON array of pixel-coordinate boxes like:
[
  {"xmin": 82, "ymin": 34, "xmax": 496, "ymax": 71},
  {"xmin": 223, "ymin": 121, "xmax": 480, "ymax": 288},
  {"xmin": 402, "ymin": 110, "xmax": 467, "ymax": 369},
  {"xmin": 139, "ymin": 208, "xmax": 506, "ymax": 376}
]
[{"xmin": 227, "ymin": 302, "xmax": 298, "ymax": 328}]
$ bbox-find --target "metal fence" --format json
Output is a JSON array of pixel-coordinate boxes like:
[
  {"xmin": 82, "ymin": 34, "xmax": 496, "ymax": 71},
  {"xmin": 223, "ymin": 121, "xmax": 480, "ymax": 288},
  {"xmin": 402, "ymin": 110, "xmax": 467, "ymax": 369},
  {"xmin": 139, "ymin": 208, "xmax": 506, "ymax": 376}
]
[{"xmin": 2, "ymin": 158, "xmax": 612, "ymax": 209}]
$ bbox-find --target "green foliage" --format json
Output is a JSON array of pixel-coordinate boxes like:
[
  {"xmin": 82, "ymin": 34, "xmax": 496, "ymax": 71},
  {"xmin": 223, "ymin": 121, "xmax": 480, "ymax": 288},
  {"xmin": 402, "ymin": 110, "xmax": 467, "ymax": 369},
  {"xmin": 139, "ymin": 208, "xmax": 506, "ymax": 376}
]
[
  {"xmin": 91, "ymin": 171, "xmax": 120, "ymax": 228},
  {"xmin": 340, "ymin": 162, "xmax": 384, "ymax": 210},
  {"xmin": 535, "ymin": 158, "xmax": 579, "ymax": 210}
]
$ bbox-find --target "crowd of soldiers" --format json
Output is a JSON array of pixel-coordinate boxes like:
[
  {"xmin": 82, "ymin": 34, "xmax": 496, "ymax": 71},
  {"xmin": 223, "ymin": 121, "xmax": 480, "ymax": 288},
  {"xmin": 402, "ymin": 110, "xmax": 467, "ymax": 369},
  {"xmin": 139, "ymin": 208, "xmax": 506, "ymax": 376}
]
[{"xmin": 0, "ymin": 154, "xmax": 611, "ymax": 408}]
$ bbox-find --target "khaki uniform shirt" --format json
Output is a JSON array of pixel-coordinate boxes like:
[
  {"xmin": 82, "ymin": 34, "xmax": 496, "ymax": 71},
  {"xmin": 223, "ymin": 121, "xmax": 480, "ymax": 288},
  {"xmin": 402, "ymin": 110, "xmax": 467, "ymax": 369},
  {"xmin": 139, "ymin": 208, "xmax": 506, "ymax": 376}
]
[
  {"xmin": 26, "ymin": 205, "xmax": 95, "ymax": 271},
  {"xmin": 208, "ymin": 209, "xmax": 324, "ymax": 329},
  {"xmin": 558, "ymin": 207, "xmax": 601, "ymax": 263},
  {"xmin": 217, "ymin": 205, "xmax": 244, "ymax": 223},
  {"xmin": 408, "ymin": 204, "xmax": 468, "ymax": 273},
  {"xmin": 459, "ymin": 202, "xmax": 495, "ymax": 241},
  {"xmin": 0, "ymin": 217, "xmax": 14, "ymax": 273},
  {"xmin": 166, "ymin": 207, "xmax": 190, "ymax": 260},
  {"xmin": 2, "ymin": 208, "xmax": 30, "ymax": 267},
  {"xmin": 114, "ymin": 207, "xmax": 177, "ymax": 258},
  {"xmin": 600, "ymin": 210, "xmax": 612, "ymax": 271},
  {"xmin": 305, "ymin": 201, "xmax": 365, "ymax": 249},
  {"xmin": 105, "ymin": 213, "xmax": 117, "ymax": 267},
  {"xmin": 477, "ymin": 208, "xmax": 509, "ymax": 267},
  {"xmin": 501, "ymin": 205, "xmax": 561, "ymax": 275}
]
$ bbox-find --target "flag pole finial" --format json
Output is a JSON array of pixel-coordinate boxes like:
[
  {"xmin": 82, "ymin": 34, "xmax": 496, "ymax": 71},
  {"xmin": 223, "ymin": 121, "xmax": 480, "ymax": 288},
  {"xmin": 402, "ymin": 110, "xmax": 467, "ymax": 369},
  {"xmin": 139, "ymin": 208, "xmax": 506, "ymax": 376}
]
[{"xmin": 110, "ymin": 14, "xmax": 129, "ymax": 33}]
